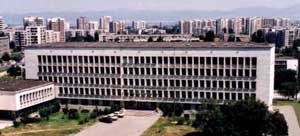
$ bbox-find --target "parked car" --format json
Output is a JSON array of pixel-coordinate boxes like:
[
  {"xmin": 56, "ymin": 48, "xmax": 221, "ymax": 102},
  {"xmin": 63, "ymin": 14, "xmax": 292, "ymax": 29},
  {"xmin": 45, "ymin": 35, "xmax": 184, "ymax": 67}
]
[{"xmin": 99, "ymin": 116, "xmax": 113, "ymax": 123}]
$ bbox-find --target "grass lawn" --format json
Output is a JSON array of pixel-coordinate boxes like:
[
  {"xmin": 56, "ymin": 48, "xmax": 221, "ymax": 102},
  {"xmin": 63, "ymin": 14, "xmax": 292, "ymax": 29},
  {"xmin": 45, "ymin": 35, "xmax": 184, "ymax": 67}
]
[
  {"xmin": 0, "ymin": 112, "xmax": 96, "ymax": 136},
  {"xmin": 273, "ymin": 100, "xmax": 300, "ymax": 125},
  {"xmin": 141, "ymin": 118, "xmax": 197, "ymax": 136}
]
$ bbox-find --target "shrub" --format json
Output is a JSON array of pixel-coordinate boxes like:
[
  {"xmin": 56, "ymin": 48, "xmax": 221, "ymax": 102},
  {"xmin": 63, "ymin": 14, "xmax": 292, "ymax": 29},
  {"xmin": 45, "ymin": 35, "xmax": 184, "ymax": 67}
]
[
  {"xmin": 68, "ymin": 109, "xmax": 79, "ymax": 119},
  {"xmin": 176, "ymin": 117, "xmax": 186, "ymax": 125},
  {"xmin": 13, "ymin": 120, "xmax": 21, "ymax": 128},
  {"xmin": 89, "ymin": 111, "xmax": 97, "ymax": 119},
  {"xmin": 84, "ymin": 117, "xmax": 89, "ymax": 123},
  {"xmin": 78, "ymin": 119, "xmax": 84, "ymax": 125},
  {"xmin": 81, "ymin": 109, "xmax": 90, "ymax": 113},
  {"xmin": 62, "ymin": 108, "xmax": 69, "ymax": 114},
  {"xmin": 103, "ymin": 108, "xmax": 111, "ymax": 115}
]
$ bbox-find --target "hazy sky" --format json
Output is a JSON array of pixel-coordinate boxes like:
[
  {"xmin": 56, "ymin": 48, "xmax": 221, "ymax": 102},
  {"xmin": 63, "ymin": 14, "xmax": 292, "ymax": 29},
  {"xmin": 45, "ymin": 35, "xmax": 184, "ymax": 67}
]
[{"xmin": 1, "ymin": 0, "xmax": 300, "ymax": 13}]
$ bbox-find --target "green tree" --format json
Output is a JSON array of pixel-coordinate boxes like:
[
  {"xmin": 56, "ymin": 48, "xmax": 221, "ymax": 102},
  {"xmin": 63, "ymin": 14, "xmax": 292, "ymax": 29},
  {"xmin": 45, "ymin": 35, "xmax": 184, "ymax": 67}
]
[
  {"xmin": 204, "ymin": 31, "xmax": 215, "ymax": 42},
  {"xmin": 251, "ymin": 30, "xmax": 265, "ymax": 43},
  {"xmin": 1, "ymin": 52, "xmax": 11, "ymax": 62},
  {"xmin": 7, "ymin": 65, "xmax": 22, "ymax": 77},
  {"xmin": 278, "ymin": 82, "xmax": 298, "ymax": 100},
  {"xmin": 94, "ymin": 32, "xmax": 99, "ymax": 41},
  {"xmin": 39, "ymin": 108, "xmax": 50, "ymax": 120},
  {"xmin": 156, "ymin": 36, "xmax": 164, "ymax": 42},
  {"xmin": 148, "ymin": 37, "xmax": 154, "ymax": 42},
  {"xmin": 193, "ymin": 106, "xmax": 226, "ymax": 136},
  {"xmin": 274, "ymin": 69, "xmax": 297, "ymax": 90},
  {"xmin": 267, "ymin": 111, "xmax": 288, "ymax": 136},
  {"xmin": 11, "ymin": 53, "xmax": 23, "ymax": 62}
]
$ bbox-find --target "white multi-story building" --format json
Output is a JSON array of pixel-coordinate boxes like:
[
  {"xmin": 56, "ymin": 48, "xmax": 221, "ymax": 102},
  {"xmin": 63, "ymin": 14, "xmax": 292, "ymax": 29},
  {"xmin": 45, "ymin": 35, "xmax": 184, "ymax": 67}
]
[
  {"xmin": 0, "ymin": 80, "xmax": 55, "ymax": 119},
  {"xmin": 99, "ymin": 16, "xmax": 112, "ymax": 33},
  {"xmin": 45, "ymin": 30, "xmax": 60, "ymax": 43},
  {"xmin": 0, "ymin": 16, "xmax": 4, "ymax": 32},
  {"xmin": 23, "ymin": 16, "xmax": 44, "ymax": 28},
  {"xmin": 275, "ymin": 57, "xmax": 298, "ymax": 71},
  {"xmin": 25, "ymin": 42, "xmax": 275, "ymax": 108},
  {"xmin": 132, "ymin": 21, "xmax": 146, "ymax": 31},
  {"xmin": 25, "ymin": 26, "xmax": 46, "ymax": 45},
  {"xmin": 76, "ymin": 17, "xmax": 89, "ymax": 30},
  {"xmin": 15, "ymin": 29, "xmax": 27, "ymax": 47},
  {"xmin": 179, "ymin": 20, "xmax": 193, "ymax": 34},
  {"xmin": 47, "ymin": 17, "xmax": 65, "ymax": 42},
  {"xmin": 110, "ymin": 20, "xmax": 126, "ymax": 34},
  {"xmin": 88, "ymin": 21, "xmax": 99, "ymax": 30}
]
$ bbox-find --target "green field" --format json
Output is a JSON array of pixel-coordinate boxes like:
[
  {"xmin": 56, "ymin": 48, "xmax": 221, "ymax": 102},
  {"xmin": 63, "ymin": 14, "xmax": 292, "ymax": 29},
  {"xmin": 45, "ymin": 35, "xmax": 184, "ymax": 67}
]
[
  {"xmin": 0, "ymin": 112, "xmax": 95, "ymax": 136},
  {"xmin": 273, "ymin": 100, "xmax": 300, "ymax": 125},
  {"xmin": 141, "ymin": 118, "xmax": 198, "ymax": 136}
]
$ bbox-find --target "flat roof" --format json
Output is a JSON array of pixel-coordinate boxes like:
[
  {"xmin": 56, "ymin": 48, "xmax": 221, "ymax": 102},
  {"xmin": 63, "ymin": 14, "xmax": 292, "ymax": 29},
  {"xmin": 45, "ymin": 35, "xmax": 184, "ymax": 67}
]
[
  {"xmin": 26, "ymin": 42, "xmax": 273, "ymax": 49},
  {"xmin": 0, "ymin": 80, "xmax": 51, "ymax": 92}
]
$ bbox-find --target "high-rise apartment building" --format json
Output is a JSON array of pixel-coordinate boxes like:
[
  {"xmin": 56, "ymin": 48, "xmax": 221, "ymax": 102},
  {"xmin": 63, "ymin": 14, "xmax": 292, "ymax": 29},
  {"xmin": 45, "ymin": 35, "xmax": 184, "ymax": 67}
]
[
  {"xmin": 45, "ymin": 30, "xmax": 60, "ymax": 43},
  {"xmin": 0, "ymin": 36, "xmax": 10, "ymax": 56},
  {"xmin": 99, "ymin": 16, "xmax": 112, "ymax": 33},
  {"xmin": 76, "ymin": 17, "xmax": 89, "ymax": 30},
  {"xmin": 25, "ymin": 42, "xmax": 275, "ymax": 108},
  {"xmin": 179, "ymin": 20, "xmax": 193, "ymax": 34},
  {"xmin": 132, "ymin": 21, "xmax": 146, "ymax": 30},
  {"xmin": 110, "ymin": 20, "xmax": 126, "ymax": 34},
  {"xmin": 88, "ymin": 21, "xmax": 99, "ymax": 30},
  {"xmin": 0, "ymin": 16, "xmax": 4, "ymax": 32},
  {"xmin": 47, "ymin": 17, "xmax": 65, "ymax": 42},
  {"xmin": 25, "ymin": 26, "xmax": 46, "ymax": 45},
  {"xmin": 15, "ymin": 29, "xmax": 27, "ymax": 47},
  {"xmin": 23, "ymin": 16, "xmax": 44, "ymax": 28}
]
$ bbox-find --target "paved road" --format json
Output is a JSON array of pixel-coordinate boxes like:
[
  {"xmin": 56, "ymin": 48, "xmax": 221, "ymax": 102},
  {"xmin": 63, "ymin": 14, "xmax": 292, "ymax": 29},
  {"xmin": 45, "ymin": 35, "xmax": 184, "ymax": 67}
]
[
  {"xmin": 0, "ymin": 120, "xmax": 12, "ymax": 129},
  {"xmin": 273, "ymin": 106, "xmax": 300, "ymax": 136},
  {"xmin": 76, "ymin": 110, "xmax": 160, "ymax": 136}
]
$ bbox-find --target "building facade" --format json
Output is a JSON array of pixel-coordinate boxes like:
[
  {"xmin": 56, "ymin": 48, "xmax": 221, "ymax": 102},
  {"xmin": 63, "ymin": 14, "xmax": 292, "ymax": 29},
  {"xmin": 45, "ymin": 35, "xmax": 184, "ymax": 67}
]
[
  {"xmin": 99, "ymin": 16, "xmax": 112, "ymax": 33},
  {"xmin": 47, "ymin": 17, "xmax": 65, "ymax": 42},
  {"xmin": 0, "ymin": 36, "xmax": 9, "ymax": 56},
  {"xmin": 76, "ymin": 17, "xmax": 89, "ymax": 30},
  {"xmin": 25, "ymin": 42, "xmax": 275, "ymax": 108},
  {"xmin": 25, "ymin": 26, "xmax": 46, "ymax": 45},
  {"xmin": 0, "ymin": 80, "xmax": 55, "ymax": 119},
  {"xmin": 0, "ymin": 16, "xmax": 4, "ymax": 32},
  {"xmin": 23, "ymin": 16, "xmax": 44, "ymax": 28}
]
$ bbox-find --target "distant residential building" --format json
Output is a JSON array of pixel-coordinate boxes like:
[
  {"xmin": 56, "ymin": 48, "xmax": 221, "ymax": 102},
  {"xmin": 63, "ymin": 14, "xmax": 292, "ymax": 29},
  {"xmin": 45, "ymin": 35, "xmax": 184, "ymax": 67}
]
[
  {"xmin": 132, "ymin": 21, "xmax": 146, "ymax": 31},
  {"xmin": 99, "ymin": 16, "xmax": 112, "ymax": 33},
  {"xmin": 47, "ymin": 17, "xmax": 65, "ymax": 42},
  {"xmin": 0, "ymin": 36, "xmax": 9, "ymax": 56},
  {"xmin": 65, "ymin": 29, "xmax": 87, "ymax": 39},
  {"xmin": 15, "ymin": 29, "xmax": 27, "ymax": 47},
  {"xmin": 0, "ymin": 16, "xmax": 4, "ymax": 32},
  {"xmin": 45, "ymin": 30, "xmax": 60, "ymax": 43},
  {"xmin": 23, "ymin": 16, "xmax": 44, "ymax": 28},
  {"xmin": 98, "ymin": 34, "xmax": 197, "ymax": 42},
  {"xmin": 179, "ymin": 20, "xmax": 193, "ymax": 34},
  {"xmin": 250, "ymin": 17, "xmax": 263, "ymax": 35},
  {"xmin": 76, "ymin": 17, "xmax": 89, "ymax": 30},
  {"xmin": 4, "ymin": 26, "xmax": 16, "ymax": 41},
  {"xmin": 88, "ymin": 21, "xmax": 99, "ymax": 30},
  {"xmin": 25, "ymin": 26, "xmax": 46, "ymax": 45},
  {"xmin": 275, "ymin": 57, "xmax": 298, "ymax": 71},
  {"xmin": 110, "ymin": 20, "xmax": 126, "ymax": 34},
  {"xmin": 0, "ymin": 80, "xmax": 55, "ymax": 119},
  {"xmin": 64, "ymin": 22, "xmax": 70, "ymax": 31}
]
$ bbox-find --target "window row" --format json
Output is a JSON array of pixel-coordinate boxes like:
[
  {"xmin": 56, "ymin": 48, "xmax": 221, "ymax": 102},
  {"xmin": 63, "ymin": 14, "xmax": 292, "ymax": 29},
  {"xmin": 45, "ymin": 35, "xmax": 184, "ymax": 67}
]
[
  {"xmin": 38, "ymin": 66, "xmax": 256, "ymax": 77},
  {"xmin": 38, "ymin": 55, "xmax": 257, "ymax": 66},
  {"xmin": 59, "ymin": 87, "xmax": 256, "ymax": 101},
  {"xmin": 20, "ymin": 88, "xmax": 53, "ymax": 105},
  {"xmin": 41, "ymin": 76, "xmax": 256, "ymax": 89}
]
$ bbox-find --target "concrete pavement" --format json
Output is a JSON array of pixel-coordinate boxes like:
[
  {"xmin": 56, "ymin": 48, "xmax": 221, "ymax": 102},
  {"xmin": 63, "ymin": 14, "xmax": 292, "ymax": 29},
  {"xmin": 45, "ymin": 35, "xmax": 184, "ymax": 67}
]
[
  {"xmin": 273, "ymin": 106, "xmax": 300, "ymax": 136},
  {"xmin": 75, "ymin": 110, "xmax": 160, "ymax": 136}
]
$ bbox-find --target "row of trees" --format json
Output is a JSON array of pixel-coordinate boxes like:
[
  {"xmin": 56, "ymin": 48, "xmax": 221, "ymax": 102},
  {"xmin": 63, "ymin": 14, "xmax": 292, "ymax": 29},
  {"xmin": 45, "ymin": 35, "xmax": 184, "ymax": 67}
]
[
  {"xmin": 1, "ymin": 52, "xmax": 23, "ymax": 63},
  {"xmin": 192, "ymin": 100, "xmax": 288, "ymax": 136},
  {"xmin": 158, "ymin": 100, "xmax": 288, "ymax": 136}
]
